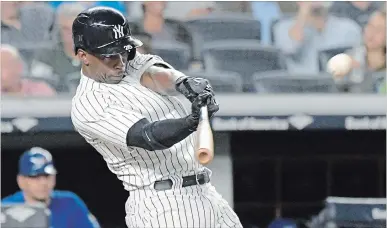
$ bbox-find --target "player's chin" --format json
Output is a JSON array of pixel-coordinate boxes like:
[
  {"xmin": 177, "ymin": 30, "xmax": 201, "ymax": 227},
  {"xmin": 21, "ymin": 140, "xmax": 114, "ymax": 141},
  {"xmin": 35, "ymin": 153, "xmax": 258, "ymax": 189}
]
[
  {"xmin": 106, "ymin": 74, "xmax": 124, "ymax": 84},
  {"xmin": 33, "ymin": 193, "xmax": 50, "ymax": 202}
]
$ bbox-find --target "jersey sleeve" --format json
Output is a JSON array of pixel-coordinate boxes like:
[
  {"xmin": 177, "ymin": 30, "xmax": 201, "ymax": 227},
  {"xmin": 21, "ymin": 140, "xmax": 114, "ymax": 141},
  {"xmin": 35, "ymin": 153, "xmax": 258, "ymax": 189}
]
[
  {"xmin": 68, "ymin": 193, "xmax": 100, "ymax": 228},
  {"xmin": 126, "ymin": 52, "xmax": 175, "ymax": 81},
  {"xmin": 71, "ymin": 90, "xmax": 146, "ymax": 149},
  {"xmin": 1, "ymin": 191, "xmax": 25, "ymax": 204}
]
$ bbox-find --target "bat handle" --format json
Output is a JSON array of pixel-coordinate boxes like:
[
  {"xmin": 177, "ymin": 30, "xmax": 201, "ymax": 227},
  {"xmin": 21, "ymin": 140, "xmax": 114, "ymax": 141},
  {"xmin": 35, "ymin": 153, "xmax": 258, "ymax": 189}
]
[
  {"xmin": 196, "ymin": 105, "xmax": 213, "ymax": 165},
  {"xmin": 200, "ymin": 106, "xmax": 209, "ymax": 120}
]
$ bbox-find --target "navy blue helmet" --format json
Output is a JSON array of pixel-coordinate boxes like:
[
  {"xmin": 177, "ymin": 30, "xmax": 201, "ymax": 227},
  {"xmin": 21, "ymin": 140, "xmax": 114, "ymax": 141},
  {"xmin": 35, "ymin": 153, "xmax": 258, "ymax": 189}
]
[{"xmin": 72, "ymin": 6, "xmax": 142, "ymax": 57}]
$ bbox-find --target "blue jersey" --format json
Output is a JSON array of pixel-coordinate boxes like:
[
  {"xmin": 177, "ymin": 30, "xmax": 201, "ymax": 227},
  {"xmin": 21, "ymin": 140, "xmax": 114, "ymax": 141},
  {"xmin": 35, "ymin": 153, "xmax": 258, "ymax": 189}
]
[{"xmin": 2, "ymin": 190, "xmax": 99, "ymax": 228}]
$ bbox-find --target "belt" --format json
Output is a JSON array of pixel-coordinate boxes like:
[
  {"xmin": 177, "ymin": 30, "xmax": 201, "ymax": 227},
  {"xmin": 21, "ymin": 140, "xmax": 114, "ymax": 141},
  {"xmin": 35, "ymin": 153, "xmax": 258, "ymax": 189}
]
[{"xmin": 154, "ymin": 172, "xmax": 210, "ymax": 191}]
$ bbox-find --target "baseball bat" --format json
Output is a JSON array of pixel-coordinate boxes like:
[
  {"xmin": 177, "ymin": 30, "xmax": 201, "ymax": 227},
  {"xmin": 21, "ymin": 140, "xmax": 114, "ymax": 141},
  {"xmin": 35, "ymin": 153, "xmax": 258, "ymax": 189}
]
[{"xmin": 195, "ymin": 105, "xmax": 214, "ymax": 165}]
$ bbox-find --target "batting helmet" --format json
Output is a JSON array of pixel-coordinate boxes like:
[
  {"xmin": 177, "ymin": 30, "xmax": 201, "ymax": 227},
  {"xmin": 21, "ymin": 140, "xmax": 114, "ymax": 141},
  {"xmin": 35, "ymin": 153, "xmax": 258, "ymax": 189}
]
[{"xmin": 72, "ymin": 6, "xmax": 142, "ymax": 57}]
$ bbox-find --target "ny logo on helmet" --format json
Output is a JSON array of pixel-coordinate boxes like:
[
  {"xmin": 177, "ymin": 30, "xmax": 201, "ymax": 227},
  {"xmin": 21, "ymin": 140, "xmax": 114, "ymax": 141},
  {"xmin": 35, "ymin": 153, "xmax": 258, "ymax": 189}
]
[
  {"xmin": 113, "ymin": 25, "xmax": 124, "ymax": 39},
  {"xmin": 124, "ymin": 45, "xmax": 132, "ymax": 51}
]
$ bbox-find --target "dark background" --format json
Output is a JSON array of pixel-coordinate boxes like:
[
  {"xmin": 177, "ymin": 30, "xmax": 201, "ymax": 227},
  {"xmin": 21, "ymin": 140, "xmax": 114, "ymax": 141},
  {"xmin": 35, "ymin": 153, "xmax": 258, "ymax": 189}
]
[{"xmin": 2, "ymin": 130, "xmax": 386, "ymax": 228}]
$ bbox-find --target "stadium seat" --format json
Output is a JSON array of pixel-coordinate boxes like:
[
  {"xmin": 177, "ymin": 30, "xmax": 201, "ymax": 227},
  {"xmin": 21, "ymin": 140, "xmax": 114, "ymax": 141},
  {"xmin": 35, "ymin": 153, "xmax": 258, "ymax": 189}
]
[
  {"xmin": 127, "ymin": 17, "xmax": 194, "ymax": 56},
  {"xmin": 182, "ymin": 70, "xmax": 243, "ymax": 93},
  {"xmin": 252, "ymin": 70, "xmax": 338, "ymax": 93},
  {"xmin": 152, "ymin": 41, "xmax": 191, "ymax": 70},
  {"xmin": 165, "ymin": 18, "xmax": 194, "ymax": 48},
  {"xmin": 184, "ymin": 13, "xmax": 261, "ymax": 59},
  {"xmin": 201, "ymin": 40, "xmax": 287, "ymax": 92}
]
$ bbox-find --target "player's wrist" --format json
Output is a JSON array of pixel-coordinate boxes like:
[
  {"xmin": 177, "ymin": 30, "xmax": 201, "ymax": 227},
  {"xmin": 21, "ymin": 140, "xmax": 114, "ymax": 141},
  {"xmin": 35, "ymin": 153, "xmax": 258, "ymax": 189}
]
[{"xmin": 184, "ymin": 114, "xmax": 199, "ymax": 131}]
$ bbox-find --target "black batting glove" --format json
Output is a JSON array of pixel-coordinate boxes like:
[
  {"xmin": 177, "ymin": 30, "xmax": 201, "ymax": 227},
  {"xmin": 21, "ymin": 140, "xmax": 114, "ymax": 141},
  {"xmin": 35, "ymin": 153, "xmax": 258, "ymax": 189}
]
[
  {"xmin": 175, "ymin": 76, "xmax": 215, "ymax": 103},
  {"xmin": 185, "ymin": 91, "xmax": 219, "ymax": 131}
]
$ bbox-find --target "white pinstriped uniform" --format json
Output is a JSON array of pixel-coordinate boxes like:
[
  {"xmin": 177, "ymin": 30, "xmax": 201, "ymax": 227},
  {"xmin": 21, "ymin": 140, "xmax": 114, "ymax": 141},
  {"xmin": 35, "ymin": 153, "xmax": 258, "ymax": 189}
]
[{"xmin": 71, "ymin": 52, "xmax": 242, "ymax": 228}]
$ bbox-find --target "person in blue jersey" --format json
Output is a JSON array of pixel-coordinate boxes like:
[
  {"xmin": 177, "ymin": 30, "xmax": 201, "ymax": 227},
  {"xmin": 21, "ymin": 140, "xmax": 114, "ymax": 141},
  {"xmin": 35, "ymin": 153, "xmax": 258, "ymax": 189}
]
[{"xmin": 1, "ymin": 147, "xmax": 100, "ymax": 228}]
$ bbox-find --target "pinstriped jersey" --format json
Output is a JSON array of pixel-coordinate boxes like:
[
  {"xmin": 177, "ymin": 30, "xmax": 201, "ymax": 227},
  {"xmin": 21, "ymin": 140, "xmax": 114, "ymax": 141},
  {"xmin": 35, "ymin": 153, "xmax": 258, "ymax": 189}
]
[{"xmin": 71, "ymin": 53, "xmax": 204, "ymax": 191}]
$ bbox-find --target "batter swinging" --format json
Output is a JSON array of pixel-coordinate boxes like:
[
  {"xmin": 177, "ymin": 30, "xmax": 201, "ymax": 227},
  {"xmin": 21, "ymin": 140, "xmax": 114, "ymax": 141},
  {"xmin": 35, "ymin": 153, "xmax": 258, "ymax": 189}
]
[{"xmin": 70, "ymin": 6, "xmax": 242, "ymax": 228}]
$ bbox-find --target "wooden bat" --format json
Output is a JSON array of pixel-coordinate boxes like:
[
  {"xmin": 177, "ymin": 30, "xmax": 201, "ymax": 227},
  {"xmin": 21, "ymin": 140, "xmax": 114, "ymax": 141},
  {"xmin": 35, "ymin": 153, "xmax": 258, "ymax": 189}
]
[{"xmin": 195, "ymin": 105, "xmax": 214, "ymax": 165}]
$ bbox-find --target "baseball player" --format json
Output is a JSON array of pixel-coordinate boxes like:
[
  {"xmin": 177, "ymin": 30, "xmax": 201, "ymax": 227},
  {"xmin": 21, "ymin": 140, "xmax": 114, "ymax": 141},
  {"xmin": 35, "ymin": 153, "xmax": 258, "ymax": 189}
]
[
  {"xmin": 70, "ymin": 6, "xmax": 242, "ymax": 228},
  {"xmin": 1, "ymin": 147, "xmax": 100, "ymax": 228}
]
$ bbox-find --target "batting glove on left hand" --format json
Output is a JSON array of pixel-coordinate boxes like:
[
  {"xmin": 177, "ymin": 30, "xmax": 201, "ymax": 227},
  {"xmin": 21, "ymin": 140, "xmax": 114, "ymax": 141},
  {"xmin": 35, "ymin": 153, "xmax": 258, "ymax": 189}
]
[
  {"xmin": 186, "ymin": 91, "xmax": 219, "ymax": 130},
  {"xmin": 175, "ymin": 76, "xmax": 215, "ymax": 103}
]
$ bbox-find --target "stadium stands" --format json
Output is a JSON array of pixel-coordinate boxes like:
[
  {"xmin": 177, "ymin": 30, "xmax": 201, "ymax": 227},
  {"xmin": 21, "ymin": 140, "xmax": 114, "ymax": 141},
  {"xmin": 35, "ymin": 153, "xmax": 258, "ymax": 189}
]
[
  {"xmin": 184, "ymin": 13, "xmax": 261, "ymax": 59},
  {"xmin": 201, "ymin": 40, "xmax": 287, "ymax": 92},
  {"xmin": 182, "ymin": 70, "xmax": 244, "ymax": 93}
]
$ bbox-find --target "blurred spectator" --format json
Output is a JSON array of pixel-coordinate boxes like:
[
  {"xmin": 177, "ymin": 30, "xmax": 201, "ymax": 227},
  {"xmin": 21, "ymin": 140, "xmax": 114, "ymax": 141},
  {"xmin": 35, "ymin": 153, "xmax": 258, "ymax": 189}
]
[
  {"xmin": 141, "ymin": 1, "xmax": 178, "ymax": 42},
  {"xmin": 128, "ymin": 20, "xmax": 153, "ymax": 54},
  {"xmin": 135, "ymin": 33, "xmax": 153, "ymax": 54},
  {"xmin": 185, "ymin": 2, "xmax": 216, "ymax": 18},
  {"xmin": 333, "ymin": 7, "xmax": 386, "ymax": 93},
  {"xmin": 1, "ymin": 2, "xmax": 24, "ymax": 45},
  {"xmin": 251, "ymin": 1, "xmax": 282, "ymax": 45},
  {"xmin": 216, "ymin": 2, "xmax": 252, "ymax": 14},
  {"xmin": 1, "ymin": 45, "xmax": 55, "ymax": 96},
  {"xmin": 278, "ymin": 2, "xmax": 298, "ymax": 14},
  {"xmin": 2, "ymin": 147, "xmax": 99, "ymax": 228},
  {"xmin": 329, "ymin": 1, "xmax": 383, "ymax": 28},
  {"xmin": 130, "ymin": 2, "xmax": 216, "ymax": 20},
  {"xmin": 274, "ymin": 2, "xmax": 362, "ymax": 74},
  {"xmin": 1, "ymin": 2, "xmax": 55, "ymax": 47},
  {"xmin": 30, "ymin": 3, "xmax": 86, "ymax": 93},
  {"xmin": 1, "ymin": 2, "xmax": 21, "ymax": 29},
  {"xmin": 49, "ymin": 1, "xmax": 127, "ymax": 15}
]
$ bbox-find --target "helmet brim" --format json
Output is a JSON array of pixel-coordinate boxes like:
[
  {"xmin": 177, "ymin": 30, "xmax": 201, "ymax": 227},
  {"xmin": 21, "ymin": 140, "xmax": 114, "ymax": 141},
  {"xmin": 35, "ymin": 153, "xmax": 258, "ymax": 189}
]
[{"xmin": 90, "ymin": 36, "xmax": 143, "ymax": 56}]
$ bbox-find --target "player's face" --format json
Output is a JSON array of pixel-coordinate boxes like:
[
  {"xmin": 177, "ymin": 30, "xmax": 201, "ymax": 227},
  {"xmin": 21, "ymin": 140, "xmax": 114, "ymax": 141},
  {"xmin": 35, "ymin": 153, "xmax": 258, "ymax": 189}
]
[
  {"xmin": 18, "ymin": 174, "xmax": 56, "ymax": 202},
  {"xmin": 364, "ymin": 13, "xmax": 386, "ymax": 50},
  {"xmin": 87, "ymin": 52, "xmax": 129, "ymax": 84}
]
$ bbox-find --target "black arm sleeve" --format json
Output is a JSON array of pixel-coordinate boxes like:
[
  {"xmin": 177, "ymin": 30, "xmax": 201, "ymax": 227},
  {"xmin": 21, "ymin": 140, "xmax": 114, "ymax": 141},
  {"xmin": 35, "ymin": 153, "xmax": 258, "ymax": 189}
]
[{"xmin": 126, "ymin": 115, "xmax": 198, "ymax": 151}]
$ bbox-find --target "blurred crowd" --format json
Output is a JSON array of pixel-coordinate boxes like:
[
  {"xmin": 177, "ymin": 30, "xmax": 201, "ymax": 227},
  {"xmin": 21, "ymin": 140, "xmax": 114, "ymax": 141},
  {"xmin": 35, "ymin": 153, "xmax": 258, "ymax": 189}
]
[{"xmin": 1, "ymin": 1, "xmax": 386, "ymax": 96}]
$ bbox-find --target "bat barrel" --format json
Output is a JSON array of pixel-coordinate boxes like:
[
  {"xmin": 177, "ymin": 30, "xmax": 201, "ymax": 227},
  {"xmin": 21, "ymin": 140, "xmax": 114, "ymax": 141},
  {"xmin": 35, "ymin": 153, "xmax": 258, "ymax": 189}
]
[{"xmin": 197, "ymin": 148, "xmax": 212, "ymax": 165}]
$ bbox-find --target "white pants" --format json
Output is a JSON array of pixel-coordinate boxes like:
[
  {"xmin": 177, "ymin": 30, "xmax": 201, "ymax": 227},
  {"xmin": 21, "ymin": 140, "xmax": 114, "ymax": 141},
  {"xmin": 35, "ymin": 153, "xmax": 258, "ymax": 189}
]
[{"xmin": 125, "ymin": 183, "xmax": 242, "ymax": 228}]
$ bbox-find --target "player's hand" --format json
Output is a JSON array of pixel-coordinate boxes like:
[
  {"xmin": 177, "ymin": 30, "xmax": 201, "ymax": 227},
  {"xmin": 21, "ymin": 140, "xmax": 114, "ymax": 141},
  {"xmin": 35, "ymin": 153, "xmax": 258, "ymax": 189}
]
[
  {"xmin": 186, "ymin": 91, "xmax": 219, "ymax": 130},
  {"xmin": 191, "ymin": 91, "xmax": 219, "ymax": 119},
  {"xmin": 175, "ymin": 76, "xmax": 215, "ymax": 103}
]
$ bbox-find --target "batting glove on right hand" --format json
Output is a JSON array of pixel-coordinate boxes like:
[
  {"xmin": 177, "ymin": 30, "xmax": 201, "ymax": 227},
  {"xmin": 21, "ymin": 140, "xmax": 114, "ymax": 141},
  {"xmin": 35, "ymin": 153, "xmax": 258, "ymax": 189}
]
[{"xmin": 175, "ymin": 76, "xmax": 215, "ymax": 103}]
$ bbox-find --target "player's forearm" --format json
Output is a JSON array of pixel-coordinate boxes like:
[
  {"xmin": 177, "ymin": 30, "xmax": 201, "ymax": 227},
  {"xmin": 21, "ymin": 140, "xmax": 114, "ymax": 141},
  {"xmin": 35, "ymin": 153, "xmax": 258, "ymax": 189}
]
[
  {"xmin": 126, "ymin": 115, "xmax": 199, "ymax": 151},
  {"xmin": 141, "ymin": 65, "xmax": 187, "ymax": 96}
]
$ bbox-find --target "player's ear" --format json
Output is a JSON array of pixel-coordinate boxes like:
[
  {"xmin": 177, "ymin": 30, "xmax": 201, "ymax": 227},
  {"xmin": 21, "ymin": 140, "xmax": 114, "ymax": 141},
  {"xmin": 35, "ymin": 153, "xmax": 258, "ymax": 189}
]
[
  {"xmin": 77, "ymin": 49, "xmax": 89, "ymax": 66},
  {"xmin": 16, "ymin": 175, "xmax": 26, "ymax": 190}
]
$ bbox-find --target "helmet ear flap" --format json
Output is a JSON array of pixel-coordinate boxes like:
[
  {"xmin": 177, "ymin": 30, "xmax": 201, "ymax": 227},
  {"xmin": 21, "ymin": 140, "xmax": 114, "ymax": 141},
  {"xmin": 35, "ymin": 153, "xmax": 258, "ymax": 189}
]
[{"xmin": 127, "ymin": 48, "xmax": 136, "ymax": 61}]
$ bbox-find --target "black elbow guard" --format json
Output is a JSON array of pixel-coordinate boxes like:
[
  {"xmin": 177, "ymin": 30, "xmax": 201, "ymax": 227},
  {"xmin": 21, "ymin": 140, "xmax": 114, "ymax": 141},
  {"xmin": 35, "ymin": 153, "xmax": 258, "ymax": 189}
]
[
  {"xmin": 126, "ymin": 118, "xmax": 169, "ymax": 151},
  {"xmin": 142, "ymin": 122, "xmax": 170, "ymax": 150}
]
